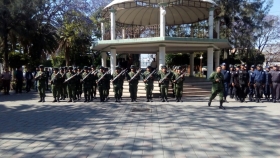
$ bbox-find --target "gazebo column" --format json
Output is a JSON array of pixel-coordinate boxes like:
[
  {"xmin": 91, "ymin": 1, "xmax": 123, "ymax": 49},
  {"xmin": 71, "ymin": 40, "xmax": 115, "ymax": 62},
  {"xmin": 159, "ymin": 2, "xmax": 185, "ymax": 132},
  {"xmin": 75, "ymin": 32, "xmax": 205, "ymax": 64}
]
[
  {"xmin": 101, "ymin": 22, "xmax": 105, "ymax": 40},
  {"xmin": 110, "ymin": 8, "xmax": 116, "ymax": 40},
  {"xmin": 122, "ymin": 28, "xmax": 125, "ymax": 39},
  {"xmin": 101, "ymin": 52, "xmax": 107, "ymax": 67},
  {"xmin": 110, "ymin": 48, "xmax": 116, "ymax": 74},
  {"xmin": 208, "ymin": 7, "xmax": 214, "ymax": 39},
  {"xmin": 215, "ymin": 19, "xmax": 220, "ymax": 39},
  {"xmin": 189, "ymin": 53, "xmax": 194, "ymax": 77},
  {"xmin": 159, "ymin": 45, "xmax": 166, "ymax": 67},
  {"xmin": 215, "ymin": 51, "xmax": 220, "ymax": 68},
  {"xmin": 207, "ymin": 47, "xmax": 214, "ymax": 78},
  {"xmin": 159, "ymin": 3, "xmax": 166, "ymax": 37}
]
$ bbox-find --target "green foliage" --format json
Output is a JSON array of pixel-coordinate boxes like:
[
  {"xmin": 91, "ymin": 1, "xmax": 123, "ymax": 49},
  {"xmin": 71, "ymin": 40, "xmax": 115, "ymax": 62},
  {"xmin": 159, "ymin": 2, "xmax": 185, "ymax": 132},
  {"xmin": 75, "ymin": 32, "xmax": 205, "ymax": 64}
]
[
  {"xmin": 9, "ymin": 52, "xmax": 29, "ymax": 68},
  {"xmin": 51, "ymin": 56, "xmax": 65, "ymax": 68},
  {"xmin": 166, "ymin": 54, "xmax": 190, "ymax": 66}
]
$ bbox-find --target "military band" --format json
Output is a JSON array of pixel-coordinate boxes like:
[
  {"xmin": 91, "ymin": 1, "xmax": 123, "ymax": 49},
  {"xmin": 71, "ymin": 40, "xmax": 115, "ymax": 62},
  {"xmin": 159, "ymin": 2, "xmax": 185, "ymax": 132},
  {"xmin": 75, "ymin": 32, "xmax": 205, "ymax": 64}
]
[{"xmin": 30, "ymin": 63, "xmax": 280, "ymax": 106}]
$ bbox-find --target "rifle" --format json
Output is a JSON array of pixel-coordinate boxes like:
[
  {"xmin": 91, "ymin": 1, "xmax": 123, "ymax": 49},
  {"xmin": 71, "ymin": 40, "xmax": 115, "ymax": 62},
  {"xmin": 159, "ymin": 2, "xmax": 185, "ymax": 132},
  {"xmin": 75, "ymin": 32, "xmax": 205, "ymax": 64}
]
[
  {"xmin": 64, "ymin": 70, "xmax": 84, "ymax": 83},
  {"xmin": 50, "ymin": 72, "xmax": 60, "ymax": 83},
  {"xmin": 174, "ymin": 68, "xmax": 186, "ymax": 83},
  {"xmin": 159, "ymin": 71, "xmax": 171, "ymax": 84},
  {"xmin": 112, "ymin": 68, "xmax": 127, "ymax": 82},
  {"xmin": 97, "ymin": 70, "xmax": 111, "ymax": 84},
  {"xmin": 34, "ymin": 72, "xmax": 44, "ymax": 80},
  {"xmin": 128, "ymin": 69, "xmax": 141, "ymax": 82},
  {"xmin": 81, "ymin": 70, "xmax": 97, "ymax": 82},
  {"xmin": 144, "ymin": 69, "xmax": 157, "ymax": 82}
]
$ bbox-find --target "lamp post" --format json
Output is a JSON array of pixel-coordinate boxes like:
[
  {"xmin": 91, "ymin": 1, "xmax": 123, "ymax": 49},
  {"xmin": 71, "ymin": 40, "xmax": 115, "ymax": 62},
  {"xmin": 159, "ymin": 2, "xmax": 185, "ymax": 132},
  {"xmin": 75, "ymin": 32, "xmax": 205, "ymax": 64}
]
[{"xmin": 200, "ymin": 54, "xmax": 203, "ymax": 77}]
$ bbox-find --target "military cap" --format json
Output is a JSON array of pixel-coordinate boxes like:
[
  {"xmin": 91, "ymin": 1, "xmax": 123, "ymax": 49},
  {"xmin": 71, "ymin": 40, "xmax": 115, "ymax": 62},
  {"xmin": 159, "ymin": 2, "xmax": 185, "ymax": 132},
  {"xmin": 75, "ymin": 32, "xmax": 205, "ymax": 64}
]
[
  {"xmin": 54, "ymin": 67, "xmax": 59, "ymax": 71},
  {"xmin": 130, "ymin": 65, "xmax": 136, "ymax": 69},
  {"xmin": 84, "ymin": 66, "xmax": 88, "ymax": 70},
  {"xmin": 115, "ymin": 66, "xmax": 121, "ymax": 70},
  {"xmin": 76, "ymin": 66, "xmax": 80, "ymax": 69},
  {"xmin": 91, "ymin": 65, "xmax": 96, "ymax": 68},
  {"xmin": 39, "ymin": 65, "xmax": 44, "ymax": 68},
  {"xmin": 176, "ymin": 66, "xmax": 182, "ymax": 70},
  {"xmin": 221, "ymin": 63, "xmax": 226, "ymax": 66},
  {"xmin": 74, "ymin": 67, "xmax": 78, "ymax": 70},
  {"xmin": 59, "ymin": 67, "xmax": 64, "ymax": 70},
  {"xmin": 257, "ymin": 64, "xmax": 262, "ymax": 67},
  {"xmin": 147, "ymin": 66, "xmax": 152, "ymax": 69},
  {"xmin": 236, "ymin": 64, "xmax": 240, "ymax": 68},
  {"xmin": 64, "ymin": 66, "xmax": 68, "ymax": 69},
  {"xmin": 251, "ymin": 65, "xmax": 255, "ymax": 68},
  {"xmin": 241, "ymin": 63, "xmax": 245, "ymax": 66},
  {"xmin": 68, "ymin": 66, "xmax": 73, "ymax": 70},
  {"xmin": 161, "ymin": 65, "xmax": 167, "ymax": 69},
  {"xmin": 229, "ymin": 64, "xmax": 233, "ymax": 68},
  {"xmin": 99, "ymin": 66, "xmax": 105, "ymax": 69}
]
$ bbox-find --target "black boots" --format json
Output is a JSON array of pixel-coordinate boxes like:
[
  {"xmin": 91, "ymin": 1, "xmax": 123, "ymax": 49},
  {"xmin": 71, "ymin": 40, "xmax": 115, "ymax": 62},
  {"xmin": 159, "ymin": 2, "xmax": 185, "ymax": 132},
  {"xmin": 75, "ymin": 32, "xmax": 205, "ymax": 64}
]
[
  {"xmin": 208, "ymin": 101, "xmax": 211, "ymax": 106},
  {"xmin": 38, "ymin": 97, "xmax": 42, "ymax": 102},
  {"xmin": 52, "ymin": 98, "xmax": 57, "ymax": 103},
  {"xmin": 219, "ymin": 101, "xmax": 225, "ymax": 110}
]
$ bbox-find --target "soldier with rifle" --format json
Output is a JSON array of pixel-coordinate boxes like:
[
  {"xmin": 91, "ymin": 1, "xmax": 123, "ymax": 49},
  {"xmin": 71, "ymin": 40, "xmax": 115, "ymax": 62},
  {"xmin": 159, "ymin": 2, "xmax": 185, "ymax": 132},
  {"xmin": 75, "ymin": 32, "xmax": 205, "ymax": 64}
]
[
  {"xmin": 76, "ymin": 67, "xmax": 83, "ymax": 100},
  {"xmin": 104, "ymin": 67, "xmax": 111, "ymax": 101},
  {"xmin": 142, "ymin": 66, "xmax": 157, "ymax": 102},
  {"xmin": 97, "ymin": 66, "xmax": 110, "ymax": 102},
  {"xmin": 81, "ymin": 66, "xmax": 93, "ymax": 102},
  {"xmin": 50, "ymin": 68, "xmax": 62, "ymax": 102},
  {"xmin": 90, "ymin": 65, "xmax": 98, "ymax": 100},
  {"xmin": 158, "ymin": 65, "xmax": 172, "ymax": 102},
  {"xmin": 59, "ymin": 67, "xmax": 67, "ymax": 100},
  {"xmin": 127, "ymin": 65, "xmax": 141, "ymax": 102},
  {"xmin": 112, "ymin": 66, "xmax": 126, "ymax": 102},
  {"xmin": 35, "ymin": 65, "xmax": 47, "ymax": 102},
  {"xmin": 65, "ymin": 66, "xmax": 77, "ymax": 103},
  {"xmin": 172, "ymin": 66, "xmax": 185, "ymax": 102},
  {"xmin": 208, "ymin": 66, "xmax": 225, "ymax": 109}
]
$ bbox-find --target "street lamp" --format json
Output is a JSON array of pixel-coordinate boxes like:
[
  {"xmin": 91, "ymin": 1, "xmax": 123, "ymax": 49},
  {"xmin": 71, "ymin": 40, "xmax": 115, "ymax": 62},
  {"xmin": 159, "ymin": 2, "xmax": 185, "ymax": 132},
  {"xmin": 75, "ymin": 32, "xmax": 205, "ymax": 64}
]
[{"xmin": 200, "ymin": 54, "xmax": 203, "ymax": 77}]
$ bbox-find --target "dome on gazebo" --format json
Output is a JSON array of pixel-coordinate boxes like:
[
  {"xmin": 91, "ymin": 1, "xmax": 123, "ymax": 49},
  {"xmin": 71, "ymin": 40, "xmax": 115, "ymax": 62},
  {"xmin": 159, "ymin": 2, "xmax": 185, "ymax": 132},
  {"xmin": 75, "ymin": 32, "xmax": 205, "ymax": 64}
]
[{"xmin": 103, "ymin": 0, "xmax": 218, "ymax": 26}]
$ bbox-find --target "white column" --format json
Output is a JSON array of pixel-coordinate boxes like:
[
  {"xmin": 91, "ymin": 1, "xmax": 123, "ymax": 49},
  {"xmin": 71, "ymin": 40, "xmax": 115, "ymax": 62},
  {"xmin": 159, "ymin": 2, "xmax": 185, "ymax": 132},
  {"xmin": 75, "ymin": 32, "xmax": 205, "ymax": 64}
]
[
  {"xmin": 190, "ymin": 53, "xmax": 194, "ymax": 77},
  {"xmin": 159, "ymin": 3, "xmax": 166, "ymax": 37},
  {"xmin": 110, "ymin": 9, "xmax": 116, "ymax": 40},
  {"xmin": 215, "ymin": 20, "xmax": 220, "ymax": 39},
  {"xmin": 159, "ymin": 46, "xmax": 166, "ymax": 67},
  {"xmin": 101, "ymin": 52, "xmax": 107, "ymax": 67},
  {"xmin": 207, "ymin": 47, "xmax": 214, "ymax": 78},
  {"xmin": 101, "ymin": 22, "xmax": 105, "ymax": 40},
  {"xmin": 208, "ymin": 7, "xmax": 214, "ymax": 39},
  {"xmin": 215, "ymin": 51, "xmax": 220, "ymax": 68},
  {"xmin": 122, "ymin": 28, "xmax": 125, "ymax": 39},
  {"xmin": 110, "ymin": 48, "xmax": 116, "ymax": 74}
]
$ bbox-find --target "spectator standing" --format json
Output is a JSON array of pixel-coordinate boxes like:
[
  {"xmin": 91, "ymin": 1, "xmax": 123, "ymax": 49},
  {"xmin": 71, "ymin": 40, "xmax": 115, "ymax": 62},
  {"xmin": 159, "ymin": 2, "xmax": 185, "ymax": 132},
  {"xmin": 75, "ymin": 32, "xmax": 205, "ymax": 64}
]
[
  {"xmin": 1, "ymin": 68, "xmax": 12, "ymax": 95},
  {"xmin": 25, "ymin": 68, "xmax": 34, "ymax": 92},
  {"xmin": 15, "ymin": 67, "xmax": 23, "ymax": 93}
]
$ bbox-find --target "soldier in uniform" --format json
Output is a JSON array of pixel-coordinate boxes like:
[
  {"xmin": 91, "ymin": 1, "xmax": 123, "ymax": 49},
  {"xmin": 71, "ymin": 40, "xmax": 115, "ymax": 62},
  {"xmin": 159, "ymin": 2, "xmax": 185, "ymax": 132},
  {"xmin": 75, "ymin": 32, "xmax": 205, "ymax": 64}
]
[
  {"xmin": 142, "ymin": 66, "xmax": 156, "ymax": 102},
  {"xmin": 59, "ymin": 67, "xmax": 67, "ymax": 100},
  {"xmin": 264, "ymin": 66, "xmax": 272, "ymax": 101},
  {"xmin": 81, "ymin": 66, "xmax": 92, "ymax": 102},
  {"xmin": 248, "ymin": 65, "xmax": 255, "ymax": 102},
  {"xmin": 172, "ymin": 66, "xmax": 185, "ymax": 102},
  {"xmin": 231, "ymin": 65, "xmax": 240, "ymax": 101},
  {"xmin": 237, "ymin": 64, "xmax": 249, "ymax": 102},
  {"xmin": 253, "ymin": 64, "xmax": 265, "ymax": 103},
  {"xmin": 104, "ymin": 67, "xmax": 111, "ymax": 101},
  {"xmin": 271, "ymin": 64, "xmax": 280, "ymax": 103},
  {"xmin": 35, "ymin": 65, "xmax": 47, "ymax": 102},
  {"xmin": 208, "ymin": 66, "xmax": 225, "ymax": 109},
  {"xmin": 90, "ymin": 65, "xmax": 98, "ymax": 100},
  {"xmin": 221, "ymin": 63, "xmax": 231, "ymax": 102},
  {"xmin": 127, "ymin": 65, "xmax": 140, "ymax": 102},
  {"xmin": 228, "ymin": 65, "xmax": 235, "ymax": 99},
  {"xmin": 158, "ymin": 65, "xmax": 172, "ymax": 102},
  {"xmin": 50, "ymin": 68, "xmax": 62, "ymax": 102},
  {"xmin": 112, "ymin": 66, "xmax": 125, "ymax": 102},
  {"xmin": 97, "ymin": 66, "xmax": 109, "ymax": 102},
  {"xmin": 65, "ymin": 66, "xmax": 76, "ymax": 103},
  {"xmin": 76, "ymin": 67, "xmax": 83, "ymax": 100}
]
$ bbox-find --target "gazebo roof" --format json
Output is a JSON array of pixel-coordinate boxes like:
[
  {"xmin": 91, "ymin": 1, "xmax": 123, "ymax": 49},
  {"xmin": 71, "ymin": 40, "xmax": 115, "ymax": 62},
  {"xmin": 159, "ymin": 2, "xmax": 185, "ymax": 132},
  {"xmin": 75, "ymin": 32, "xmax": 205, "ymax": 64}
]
[{"xmin": 103, "ymin": 0, "xmax": 218, "ymax": 26}]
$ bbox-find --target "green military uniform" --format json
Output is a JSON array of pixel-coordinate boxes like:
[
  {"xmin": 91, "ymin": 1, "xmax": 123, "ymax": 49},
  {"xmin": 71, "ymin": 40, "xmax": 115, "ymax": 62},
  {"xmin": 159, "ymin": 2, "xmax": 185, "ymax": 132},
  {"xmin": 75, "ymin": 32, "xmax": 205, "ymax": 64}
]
[
  {"xmin": 35, "ymin": 65, "xmax": 47, "ymax": 102},
  {"xmin": 127, "ymin": 66, "xmax": 140, "ymax": 102},
  {"xmin": 82, "ymin": 67, "xmax": 92, "ymax": 102},
  {"xmin": 60, "ymin": 69, "xmax": 67, "ymax": 100},
  {"xmin": 158, "ymin": 66, "xmax": 172, "ymax": 102},
  {"xmin": 50, "ymin": 69, "xmax": 62, "ymax": 102},
  {"xmin": 65, "ymin": 67, "xmax": 77, "ymax": 102},
  {"xmin": 76, "ymin": 68, "xmax": 83, "ymax": 100},
  {"xmin": 90, "ymin": 66, "xmax": 98, "ymax": 100},
  {"xmin": 208, "ymin": 70, "xmax": 225, "ymax": 109},
  {"xmin": 97, "ymin": 67, "xmax": 109, "ymax": 102},
  {"xmin": 112, "ymin": 68, "xmax": 125, "ymax": 102},
  {"xmin": 142, "ymin": 66, "xmax": 156, "ymax": 102},
  {"xmin": 104, "ymin": 68, "xmax": 111, "ymax": 101},
  {"xmin": 172, "ymin": 69, "xmax": 185, "ymax": 102}
]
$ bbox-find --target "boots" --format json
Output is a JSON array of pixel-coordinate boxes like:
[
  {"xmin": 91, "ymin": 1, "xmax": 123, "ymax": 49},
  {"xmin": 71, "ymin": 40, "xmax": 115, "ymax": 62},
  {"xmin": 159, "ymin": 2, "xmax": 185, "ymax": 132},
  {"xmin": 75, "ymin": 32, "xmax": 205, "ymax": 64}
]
[
  {"xmin": 42, "ymin": 97, "xmax": 45, "ymax": 102},
  {"xmin": 52, "ymin": 98, "xmax": 57, "ymax": 103},
  {"xmin": 38, "ymin": 97, "xmax": 42, "ymax": 102},
  {"xmin": 219, "ymin": 100, "xmax": 225, "ymax": 110},
  {"xmin": 149, "ymin": 97, "xmax": 153, "ymax": 102},
  {"xmin": 146, "ymin": 98, "xmax": 150, "ymax": 102},
  {"xmin": 208, "ymin": 100, "xmax": 211, "ymax": 106}
]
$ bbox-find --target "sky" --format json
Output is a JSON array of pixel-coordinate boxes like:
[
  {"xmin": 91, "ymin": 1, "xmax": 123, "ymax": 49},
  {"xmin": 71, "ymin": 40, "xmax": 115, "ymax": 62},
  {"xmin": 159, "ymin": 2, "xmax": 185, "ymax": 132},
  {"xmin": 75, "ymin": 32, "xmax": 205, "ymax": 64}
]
[{"xmin": 269, "ymin": 0, "xmax": 280, "ymax": 15}]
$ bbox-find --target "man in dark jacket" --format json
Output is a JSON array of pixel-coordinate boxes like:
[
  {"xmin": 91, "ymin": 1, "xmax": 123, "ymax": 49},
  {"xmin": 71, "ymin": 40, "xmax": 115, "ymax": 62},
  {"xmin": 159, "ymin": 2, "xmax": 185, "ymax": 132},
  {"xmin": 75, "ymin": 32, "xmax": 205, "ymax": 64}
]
[
  {"xmin": 15, "ymin": 67, "xmax": 23, "ymax": 93},
  {"xmin": 25, "ymin": 68, "xmax": 34, "ymax": 92},
  {"xmin": 253, "ymin": 64, "xmax": 265, "ymax": 103},
  {"xmin": 221, "ymin": 63, "xmax": 231, "ymax": 102}
]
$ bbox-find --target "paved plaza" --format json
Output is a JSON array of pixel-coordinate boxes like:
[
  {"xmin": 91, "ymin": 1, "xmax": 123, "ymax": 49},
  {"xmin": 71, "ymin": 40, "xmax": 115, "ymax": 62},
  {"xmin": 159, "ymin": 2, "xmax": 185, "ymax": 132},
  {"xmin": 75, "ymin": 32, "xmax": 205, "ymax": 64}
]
[{"xmin": 0, "ymin": 92, "xmax": 279, "ymax": 158}]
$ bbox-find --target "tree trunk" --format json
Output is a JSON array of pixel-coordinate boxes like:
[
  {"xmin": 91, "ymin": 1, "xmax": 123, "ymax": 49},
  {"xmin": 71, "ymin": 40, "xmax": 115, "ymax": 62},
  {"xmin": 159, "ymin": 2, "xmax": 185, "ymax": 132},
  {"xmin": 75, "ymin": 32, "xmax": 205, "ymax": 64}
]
[
  {"xmin": 3, "ymin": 30, "xmax": 9, "ymax": 68},
  {"xmin": 65, "ymin": 47, "xmax": 70, "ymax": 66}
]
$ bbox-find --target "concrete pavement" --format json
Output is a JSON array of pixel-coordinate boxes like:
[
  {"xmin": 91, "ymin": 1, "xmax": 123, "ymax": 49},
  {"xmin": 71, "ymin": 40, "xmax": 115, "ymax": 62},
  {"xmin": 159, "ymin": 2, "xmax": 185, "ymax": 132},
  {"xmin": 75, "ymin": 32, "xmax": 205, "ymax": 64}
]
[{"xmin": 0, "ymin": 92, "xmax": 279, "ymax": 158}]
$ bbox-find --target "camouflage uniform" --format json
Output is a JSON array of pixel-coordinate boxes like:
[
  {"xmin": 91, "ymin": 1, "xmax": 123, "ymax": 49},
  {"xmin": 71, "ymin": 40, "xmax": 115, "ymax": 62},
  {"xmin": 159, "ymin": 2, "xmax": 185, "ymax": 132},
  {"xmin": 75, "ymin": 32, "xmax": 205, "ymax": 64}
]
[
  {"xmin": 127, "ymin": 66, "xmax": 140, "ymax": 102},
  {"xmin": 35, "ymin": 65, "xmax": 47, "ymax": 102},
  {"xmin": 158, "ymin": 66, "xmax": 172, "ymax": 102},
  {"xmin": 208, "ymin": 71, "xmax": 225, "ymax": 109},
  {"xmin": 60, "ymin": 69, "xmax": 67, "ymax": 100},
  {"xmin": 65, "ymin": 68, "xmax": 77, "ymax": 102},
  {"xmin": 172, "ymin": 71, "xmax": 185, "ymax": 102},
  {"xmin": 112, "ymin": 68, "xmax": 125, "ymax": 102},
  {"xmin": 51, "ymin": 69, "xmax": 62, "ymax": 102},
  {"xmin": 76, "ymin": 68, "xmax": 83, "ymax": 100},
  {"xmin": 142, "ymin": 68, "xmax": 156, "ymax": 102},
  {"xmin": 97, "ymin": 67, "xmax": 110, "ymax": 102},
  {"xmin": 82, "ymin": 68, "xmax": 93, "ymax": 102}
]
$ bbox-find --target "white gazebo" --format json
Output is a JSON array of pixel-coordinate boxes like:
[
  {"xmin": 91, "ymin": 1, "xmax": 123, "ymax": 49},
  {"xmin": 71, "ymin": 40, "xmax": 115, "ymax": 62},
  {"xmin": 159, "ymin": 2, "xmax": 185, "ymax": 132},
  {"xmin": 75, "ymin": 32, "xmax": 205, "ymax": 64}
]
[{"xmin": 93, "ymin": 0, "xmax": 230, "ymax": 77}]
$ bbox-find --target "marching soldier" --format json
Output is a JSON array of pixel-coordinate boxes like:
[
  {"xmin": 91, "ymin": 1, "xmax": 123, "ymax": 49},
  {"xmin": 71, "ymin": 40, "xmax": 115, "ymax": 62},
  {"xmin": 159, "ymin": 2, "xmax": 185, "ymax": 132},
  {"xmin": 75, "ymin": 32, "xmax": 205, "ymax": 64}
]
[
  {"xmin": 142, "ymin": 66, "xmax": 156, "ymax": 102},
  {"xmin": 59, "ymin": 67, "xmax": 67, "ymax": 100},
  {"xmin": 119, "ymin": 67, "xmax": 125, "ymax": 100},
  {"xmin": 171, "ymin": 66, "xmax": 176, "ymax": 98},
  {"xmin": 271, "ymin": 64, "xmax": 280, "ymax": 103},
  {"xmin": 127, "ymin": 65, "xmax": 140, "ymax": 102},
  {"xmin": 253, "ymin": 64, "xmax": 265, "ymax": 103},
  {"xmin": 104, "ymin": 67, "xmax": 111, "ymax": 101},
  {"xmin": 112, "ymin": 66, "xmax": 125, "ymax": 102},
  {"xmin": 65, "ymin": 66, "xmax": 76, "ymax": 103},
  {"xmin": 172, "ymin": 66, "xmax": 185, "ymax": 102},
  {"xmin": 76, "ymin": 67, "xmax": 83, "ymax": 100},
  {"xmin": 97, "ymin": 66, "xmax": 109, "ymax": 102},
  {"xmin": 229, "ymin": 65, "xmax": 235, "ymax": 99},
  {"xmin": 231, "ymin": 65, "xmax": 240, "ymax": 101},
  {"xmin": 208, "ymin": 66, "xmax": 225, "ymax": 109},
  {"xmin": 248, "ymin": 65, "xmax": 255, "ymax": 101},
  {"xmin": 50, "ymin": 68, "xmax": 62, "ymax": 102},
  {"xmin": 158, "ymin": 65, "xmax": 172, "ymax": 102},
  {"xmin": 90, "ymin": 65, "xmax": 98, "ymax": 100},
  {"xmin": 35, "ymin": 65, "xmax": 47, "ymax": 102},
  {"xmin": 264, "ymin": 66, "xmax": 272, "ymax": 101},
  {"xmin": 221, "ymin": 63, "xmax": 231, "ymax": 102},
  {"xmin": 81, "ymin": 66, "xmax": 92, "ymax": 103},
  {"xmin": 237, "ymin": 64, "xmax": 249, "ymax": 102}
]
